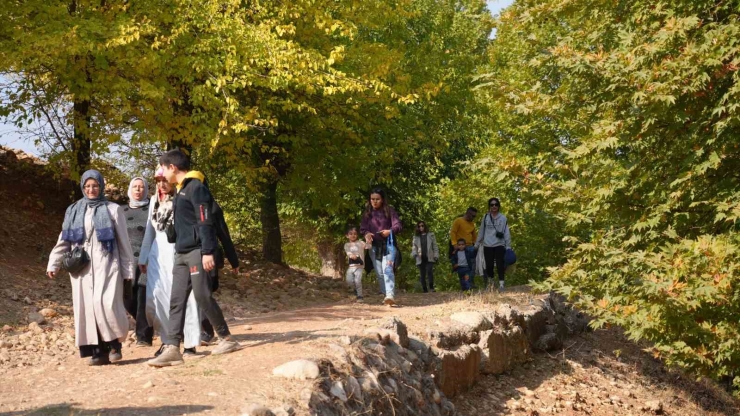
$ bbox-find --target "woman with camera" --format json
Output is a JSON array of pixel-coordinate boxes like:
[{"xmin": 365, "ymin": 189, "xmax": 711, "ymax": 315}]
[
  {"xmin": 475, "ymin": 197, "xmax": 511, "ymax": 290},
  {"xmin": 46, "ymin": 170, "xmax": 135, "ymax": 365}
]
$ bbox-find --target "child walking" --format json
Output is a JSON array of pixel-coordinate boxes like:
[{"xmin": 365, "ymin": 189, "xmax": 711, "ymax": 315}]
[
  {"xmin": 344, "ymin": 226, "xmax": 366, "ymax": 302},
  {"xmin": 451, "ymin": 238, "xmax": 475, "ymax": 291}
]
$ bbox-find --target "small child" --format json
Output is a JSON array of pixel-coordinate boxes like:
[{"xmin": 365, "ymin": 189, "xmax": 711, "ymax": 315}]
[
  {"xmin": 344, "ymin": 226, "xmax": 366, "ymax": 302},
  {"xmin": 451, "ymin": 238, "xmax": 474, "ymax": 291}
]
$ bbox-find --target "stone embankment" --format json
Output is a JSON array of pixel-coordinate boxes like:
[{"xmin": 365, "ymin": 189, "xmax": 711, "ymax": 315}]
[{"xmin": 250, "ymin": 292, "xmax": 589, "ymax": 416}]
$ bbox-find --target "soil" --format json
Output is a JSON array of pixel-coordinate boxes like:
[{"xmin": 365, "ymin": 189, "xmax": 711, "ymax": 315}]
[{"xmin": 1, "ymin": 148, "xmax": 738, "ymax": 416}]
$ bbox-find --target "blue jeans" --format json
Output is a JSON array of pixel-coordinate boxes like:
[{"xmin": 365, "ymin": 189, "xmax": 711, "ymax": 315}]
[
  {"xmin": 456, "ymin": 266, "xmax": 472, "ymax": 291},
  {"xmin": 370, "ymin": 248, "xmax": 395, "ymax": 298}
]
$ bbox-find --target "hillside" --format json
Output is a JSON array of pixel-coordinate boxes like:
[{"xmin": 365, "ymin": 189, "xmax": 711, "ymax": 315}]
[{"xmin": 0, "ymin": 146, "xmax": 738, "ymax": 416}]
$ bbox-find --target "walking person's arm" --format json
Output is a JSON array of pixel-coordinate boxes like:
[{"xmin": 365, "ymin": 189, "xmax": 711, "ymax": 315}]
[
  {"xmin": 431, "ymin": 233, "xmax": 440, "ymax": 262},
  {"xmin": 138, "ymin": 203, "xmax": 156, "ymax": 274},
  {"xmin": 450, "ymin": 219, "xmax": 460, "ymax": 246},
  {"xmin": 214, "ymin": 204, "xmax": 239, "ymax": 273},
  {"xmin": 475, "ymin": 216, "xmax": 485, "ymax": 248},
  {"xmin": 113, "ymin": 205, "xmax": 136, "ymax": 280},
  {"xmin": 191, "ymin": 182, "xmax": 217, "ymax": 271},
  {"xmin": 504, "ymin": 219, "xmax": 512, "ymax": 249},
  {"xmin": 46, "ymin": 233, "xmax": 71, "ymax": 279}
]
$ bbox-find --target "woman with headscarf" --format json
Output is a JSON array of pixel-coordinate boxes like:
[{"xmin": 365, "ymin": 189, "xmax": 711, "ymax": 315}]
[
  {"xmin": 123, "ymin": 177, "xmax": 154, "ymax": 347},
  {"xmin": 46, "ymin": 170, "xmax": 135, "ymax": 365},
  {"xmin": 138, "ymin": 168, "xmax": 201, "ymax": 357}
]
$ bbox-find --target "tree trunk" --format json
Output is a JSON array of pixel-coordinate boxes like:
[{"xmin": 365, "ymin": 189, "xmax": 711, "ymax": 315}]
[
  {"xmin": 71, "ymin": 97, "xmax": 91, "ymax": 199},
  {"xmin": 260, "ymin": 180, "xmax": 283, "ymax": 264},
  {"xmin": 317, "ymin": 239, "xmax": 345, "ymax": 279}
]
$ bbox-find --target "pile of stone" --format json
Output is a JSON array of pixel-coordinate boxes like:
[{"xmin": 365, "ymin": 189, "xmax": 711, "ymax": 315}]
[
  {"xmin": 0, "ymin": 307, "xmax": 78, "ymax": 369},
  {"xmin": 257, "ymin": 292, "xmax": 589, "ymax": 416}
]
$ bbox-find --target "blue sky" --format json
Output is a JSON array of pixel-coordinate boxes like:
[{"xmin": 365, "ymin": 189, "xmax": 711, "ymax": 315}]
[{"xmin": 0, "ymin": 0, "xmax": 515, "ymax": 156}]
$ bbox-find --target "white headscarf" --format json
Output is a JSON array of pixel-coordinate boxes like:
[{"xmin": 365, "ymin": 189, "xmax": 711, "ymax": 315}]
[{"xmin": 127, "ymin": 177, "xmax": 150, "ymax": 208}]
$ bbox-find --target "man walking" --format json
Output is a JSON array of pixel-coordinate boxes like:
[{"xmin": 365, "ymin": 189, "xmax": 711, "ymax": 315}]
[{"xmin": 148, "ymin": 149, "xmax": 240, "ymax": 367}]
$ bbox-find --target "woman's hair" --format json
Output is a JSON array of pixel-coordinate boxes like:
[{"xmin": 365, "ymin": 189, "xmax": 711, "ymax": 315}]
[
  {"xmin": 363, "ymin": 188, "xmax": 391, "ymax": 219},
  {"xmin": 415, "ymin": 221, "xmax": 427, "ymax": 235},
  {"xmin": 346, "ymin": 225, "xmax": 359, "ymax": 235},
  {"xmin": 488, "ymin": 197, "xmax": 501, "ymax": 209}
]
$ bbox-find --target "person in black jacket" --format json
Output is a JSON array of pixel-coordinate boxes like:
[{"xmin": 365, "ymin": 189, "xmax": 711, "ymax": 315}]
[
  {"xmin": 148, "ymin": 149, "xmax": 240, "ymax": 367},
  {"xmin": 201, "ymin": 201, "xmax": 240, "ymax": 345}
]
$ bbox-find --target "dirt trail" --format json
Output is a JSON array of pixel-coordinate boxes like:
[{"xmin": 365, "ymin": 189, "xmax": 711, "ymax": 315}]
[{"xmin": 2, "ymin": 289, "xmax": 738, "ymax": 416}]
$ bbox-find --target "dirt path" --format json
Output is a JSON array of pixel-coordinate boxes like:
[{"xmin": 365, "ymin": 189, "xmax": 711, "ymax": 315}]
[{"xmin": 2, "ymin": 289, "xmax": 738, "ymax": 416}]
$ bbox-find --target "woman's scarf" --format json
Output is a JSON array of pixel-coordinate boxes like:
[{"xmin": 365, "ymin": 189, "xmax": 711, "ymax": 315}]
[
  {"xmin": 127, "ymin": 177, "xmax": 150, "ymax": 208},
  {"xmin": 61, "ymin": 170, "xmax": 115, "ymax": 253},
  {"xmin": 153, "ymin": 194, "xmax": 174, "ymax": 232}
]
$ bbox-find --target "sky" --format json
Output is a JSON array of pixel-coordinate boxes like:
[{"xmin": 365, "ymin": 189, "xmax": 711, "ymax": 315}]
[{"xmin": 0, "ymin": 0, "xmax": 515, "ymax": 157}]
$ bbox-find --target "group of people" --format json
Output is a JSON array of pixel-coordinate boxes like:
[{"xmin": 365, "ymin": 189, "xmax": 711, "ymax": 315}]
[
  {"xmin": 343, "ymin": 191, "xmax": 513, "ymax": 303},
  {"xmin": 44, "ymin": 148, "xmax": 513, "ymax": 365},
  {"xmin": 46, "ymin": 149, "xmax": 241, "ymax": 367}
]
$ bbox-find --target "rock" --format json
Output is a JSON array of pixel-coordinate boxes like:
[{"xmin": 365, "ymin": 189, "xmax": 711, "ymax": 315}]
[
  {"xmin": 478, "ymin": 326, "xmax": 530, "ymax": 374},
  {"xmin": 520, "ymin": 305, "xmax": 553, "ymax": 346},
  {"xmin": 39, "ymin": 308, "xmax": 58, "ymax": 318},
  {"xmin": 495, "ymin": 303, "xmax": 524, "ymax": 327},
  {"xmin": 271, "ymin": 404, "xmax": 295, "ymax": 416},
  {"xmin": 0, "ymin": 352, "xmax": 9, "ymax": 363},
  {"xmin": 28, "ymin": 312, "xmax": 46, "ymax": 325},
  {"xmin": 346, "ymin": 376, "xmax": 363, "ymax": 402},
  {"xmin": 427, "ymin": 322, "xmax": 480, "ymax": 349},
  {"xmin": 339, "ymin": 335, "xmax": 352, "ymax": 345},
  {"xmin": 2, "ymin": 325, "xmax": 12, "ymax": 332},
  {"xmin": 643, "ymin": 400, "xmax": 664, "ymax": 414},
  {"xmin": 432, "ymin": 389, "xmax": 442, "ymax": 404},
  {"xmin": 272, "ymin": 359, "xmax": 320, "ymax": 380},
  {"xmin": 450, "ymin": 312, "xmax": 493, "ymax": 332},
  {"xmin": 28, "ymin": 322, "xmax": 44, "ymax": 334},
  {"xmin": 0, "ymin": 340, "xmax": 10, "ymax": 349},
  {"xmin": 330, "ymin": 381, "xmax": 348, "ymax": 402},
  {"xmin": 434, "ymin": 344, "xmax": 482, "ymax": 398},
  {"xmin": 379, "ymin": 317, "xmax": 409, "ymax": 348},
  {"xmin": 364, "ymin": 328, "xmax": 392, "ymax": 345},
  {"xmin": 534, "ymin": 333, "xmax": 563, "ymax": 351},
  {"xmin": 23, "ymin": 296, "xmax": 32, "ymax": 305},
  {"xmin": 241, "ymin": 403, "xmax": 275, "ymax": 416},
  {"xmin": 143, "ymin": 381, "xmax": 154, "ymax": 389}
]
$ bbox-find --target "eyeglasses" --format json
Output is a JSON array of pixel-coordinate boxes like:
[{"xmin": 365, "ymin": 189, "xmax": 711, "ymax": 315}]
[{"xmin": 490, "ymin": 203, "xmax": 499, "ymax": 207}]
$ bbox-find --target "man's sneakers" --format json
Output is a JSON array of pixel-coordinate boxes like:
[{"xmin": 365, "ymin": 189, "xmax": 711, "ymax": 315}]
[
  {"xmin": 147, "ymin": 345, "xmax": 184, "ymax": 367},
  {"xmin": 212, "ymin": 338, "xmax": 241, "ymax": 355},
  {"xmin": 383, "ymin": 297, "xmax": 396, "ymax": 307},
  {"xmin": 499, "ymin": 280, "xmax": 505, "ymax": 291}
]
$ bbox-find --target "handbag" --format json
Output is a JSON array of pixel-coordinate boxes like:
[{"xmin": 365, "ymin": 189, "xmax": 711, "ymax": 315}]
[
  {"xmin": 504, "ymin": 248, "xmax": 517, "ymax": 267},
  {"xmin": 62, "ymin": 245, "xmax": 90, "ymax": 274}
]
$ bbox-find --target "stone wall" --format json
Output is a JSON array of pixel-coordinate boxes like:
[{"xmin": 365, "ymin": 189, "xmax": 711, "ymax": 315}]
[{"xmin": 253, "ymin": 293, "xmax": 589, "ymax": 416}]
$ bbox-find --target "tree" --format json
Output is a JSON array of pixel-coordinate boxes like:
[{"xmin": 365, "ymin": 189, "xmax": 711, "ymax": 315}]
[{"xmin": 481, "ymin": 0, "xmax": 740, "ymax": 390}]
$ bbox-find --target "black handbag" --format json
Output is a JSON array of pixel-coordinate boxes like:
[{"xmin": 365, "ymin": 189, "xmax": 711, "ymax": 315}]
[{"xmin": 62, "ymin": 246, "xmax": 90, "ymax": 274}]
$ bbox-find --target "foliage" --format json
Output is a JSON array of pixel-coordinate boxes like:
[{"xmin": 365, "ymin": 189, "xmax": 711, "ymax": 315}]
[{"xmin": 482, "ymin": 0, "xmax": 740, "ymax": 390}]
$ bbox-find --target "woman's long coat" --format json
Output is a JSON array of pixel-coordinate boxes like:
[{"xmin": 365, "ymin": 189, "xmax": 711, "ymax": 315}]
[{"xmin": 47, "ymin": 203, "xmax": 135, "ymax": 346}]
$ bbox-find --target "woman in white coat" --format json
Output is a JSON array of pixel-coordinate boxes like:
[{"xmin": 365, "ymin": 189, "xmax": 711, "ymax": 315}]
[
  {"xmin": 138, "ymin": 167, "xmax": 201, "ymax": 357},
  {"xmin": 47, "ymin": 170, "xmax": 135, "ymax": 365}
]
